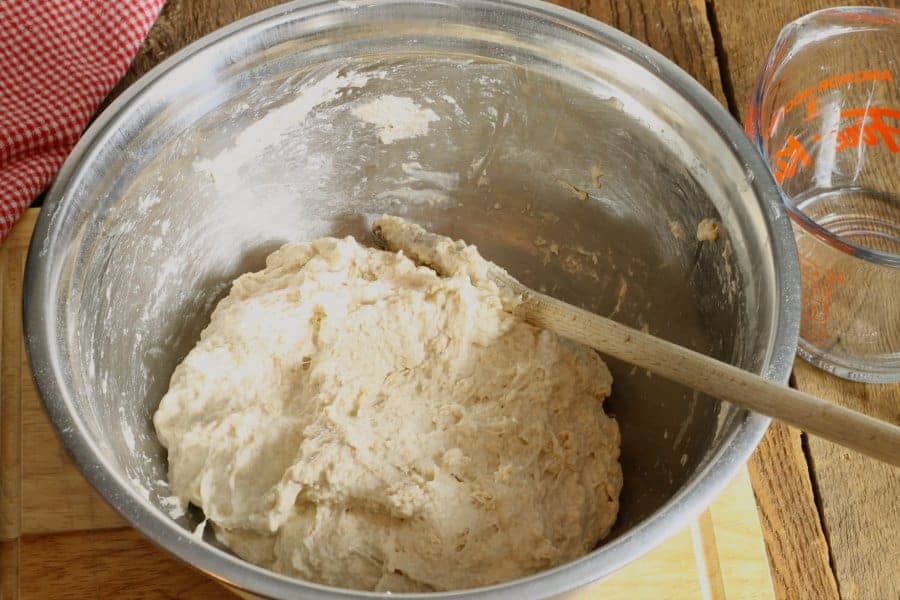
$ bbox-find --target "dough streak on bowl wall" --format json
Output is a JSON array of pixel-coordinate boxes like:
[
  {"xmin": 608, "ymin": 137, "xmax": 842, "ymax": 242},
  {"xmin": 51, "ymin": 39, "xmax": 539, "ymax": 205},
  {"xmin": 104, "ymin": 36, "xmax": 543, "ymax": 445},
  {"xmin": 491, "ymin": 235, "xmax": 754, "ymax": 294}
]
[{"xmin": 153, "ymin": 216, "xmax": 623, "ymax": 592}]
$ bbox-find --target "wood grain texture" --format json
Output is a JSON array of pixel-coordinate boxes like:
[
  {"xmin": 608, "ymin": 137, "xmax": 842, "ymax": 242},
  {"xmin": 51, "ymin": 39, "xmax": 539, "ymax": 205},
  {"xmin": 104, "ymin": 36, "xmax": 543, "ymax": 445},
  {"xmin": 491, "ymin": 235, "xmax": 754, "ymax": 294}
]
[
  {"xmin": 557, "ymin": 0, "xmax": 726, "ymax": 102},
  {"xmin": 712, "ymin": 1, "xmax": 900, "ymax": 598},
  {"xmin": 706, "ymin": 468, "xmax": 777, "ymax": 598},
  {"xmin": 0, "ymin": 210, "xmax": 36, "ymax": 540},
  {"xmin": 578, "ymin": 527, "xmax": 708, "ymax": 599},
  {"xmin": 19, "ymin": 390, "xmax": 126, "ymax": 535},
  {"xmin": 0, "ymin": 238, "xmax": 22, "ymax": 542},
  {"xmin": 747, "ymin": 422, "xmax": 839, "ymax": 599},
  {"xmin": 17, "ymin": 528, "xmax": 224, "ymax": 600},
  {"xmin": 1, "ymin": 540, "xmax": 17, "ymax": 600},
  {"xmin": 694, "ymin": 511, "xmax": 728, "ymax": 600},
  {"xmin": 794, "ymin": 361, "xmax": 900, "ymax": 600}
]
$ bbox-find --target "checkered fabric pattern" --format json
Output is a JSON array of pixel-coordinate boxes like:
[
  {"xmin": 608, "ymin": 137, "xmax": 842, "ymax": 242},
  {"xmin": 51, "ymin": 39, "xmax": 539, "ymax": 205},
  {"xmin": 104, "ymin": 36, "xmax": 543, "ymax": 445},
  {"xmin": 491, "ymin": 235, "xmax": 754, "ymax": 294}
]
[{"xmin": 0, "ymin": 0, "xmax": 165, "ymax": 240}]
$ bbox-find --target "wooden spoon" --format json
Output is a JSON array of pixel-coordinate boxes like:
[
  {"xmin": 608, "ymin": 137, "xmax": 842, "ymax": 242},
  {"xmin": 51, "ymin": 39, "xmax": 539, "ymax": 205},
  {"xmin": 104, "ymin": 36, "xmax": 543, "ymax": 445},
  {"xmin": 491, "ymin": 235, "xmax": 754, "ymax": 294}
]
[{"xmin": 374, "ymin": 217, "xmax": 900, "ymax": 467}]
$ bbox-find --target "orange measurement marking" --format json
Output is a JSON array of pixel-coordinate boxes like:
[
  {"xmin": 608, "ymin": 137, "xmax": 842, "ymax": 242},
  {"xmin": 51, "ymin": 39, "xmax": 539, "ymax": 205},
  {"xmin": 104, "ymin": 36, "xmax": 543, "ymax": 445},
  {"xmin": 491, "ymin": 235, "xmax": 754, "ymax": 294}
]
[
  {"xmin": 764, "ymin": 68, "xmax": 893, "ymax": 143},
  {"xmin": 800, "ymin": 260, "xmax": 845, "ymax": 347},
  {"xmin": 772, "ymin": 134, "xmax": 811, "ymax": 184},
  {"xmin": 817, "ymin": 69, "xmax": 892, "ymax": 93},
  {"xmin": 835, "ymin": 107, "xmax": 900, "ymax": 153},
  {"xmin": 771, "ymin": 106, "xmax": 899, "ymax": 182}
]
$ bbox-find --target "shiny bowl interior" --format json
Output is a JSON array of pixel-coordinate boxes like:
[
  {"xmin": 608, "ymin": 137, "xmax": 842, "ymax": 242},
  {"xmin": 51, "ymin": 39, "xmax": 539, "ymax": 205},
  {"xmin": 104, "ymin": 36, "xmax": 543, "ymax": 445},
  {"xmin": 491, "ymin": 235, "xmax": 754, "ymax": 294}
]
[{"xmin": 24, "ymin": 1, "xmax": 799, "ymax": 598}]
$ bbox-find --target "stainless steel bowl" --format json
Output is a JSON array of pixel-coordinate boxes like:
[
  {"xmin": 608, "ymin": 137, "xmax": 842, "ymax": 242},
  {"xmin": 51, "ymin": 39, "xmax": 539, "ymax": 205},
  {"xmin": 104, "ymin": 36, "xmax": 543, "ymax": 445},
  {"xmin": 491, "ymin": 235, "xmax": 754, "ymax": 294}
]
[{"xmin": 24, "ymin": 1, "xmax": 799, "ymax": 598}]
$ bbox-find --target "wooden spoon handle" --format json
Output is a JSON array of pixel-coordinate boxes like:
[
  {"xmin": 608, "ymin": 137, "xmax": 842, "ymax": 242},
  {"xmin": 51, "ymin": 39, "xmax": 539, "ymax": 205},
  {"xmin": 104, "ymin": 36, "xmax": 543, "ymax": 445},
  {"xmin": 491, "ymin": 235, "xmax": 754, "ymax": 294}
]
[{"xmin": 506, "ymin": 280, "xmax": 900, "ymax": 467}]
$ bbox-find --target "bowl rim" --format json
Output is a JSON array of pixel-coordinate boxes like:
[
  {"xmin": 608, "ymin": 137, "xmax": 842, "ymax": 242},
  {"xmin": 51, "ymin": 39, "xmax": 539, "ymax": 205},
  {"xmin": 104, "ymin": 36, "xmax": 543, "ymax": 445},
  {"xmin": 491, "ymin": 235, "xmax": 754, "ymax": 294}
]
[{"xmin": 23, "ymin": 1, "xmax": 800, "ymax": 598}]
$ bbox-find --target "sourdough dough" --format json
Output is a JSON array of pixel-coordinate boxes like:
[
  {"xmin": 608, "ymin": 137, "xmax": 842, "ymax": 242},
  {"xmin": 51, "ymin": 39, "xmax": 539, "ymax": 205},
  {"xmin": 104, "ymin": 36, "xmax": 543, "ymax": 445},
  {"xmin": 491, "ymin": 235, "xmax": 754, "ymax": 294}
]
[
  {"xmin": 154, "ymin": 217, "xmax": 622, "ymax": 592},
  {"xmin": 696, "ymin": 218, "xmax": 720, "ymax": 242}
]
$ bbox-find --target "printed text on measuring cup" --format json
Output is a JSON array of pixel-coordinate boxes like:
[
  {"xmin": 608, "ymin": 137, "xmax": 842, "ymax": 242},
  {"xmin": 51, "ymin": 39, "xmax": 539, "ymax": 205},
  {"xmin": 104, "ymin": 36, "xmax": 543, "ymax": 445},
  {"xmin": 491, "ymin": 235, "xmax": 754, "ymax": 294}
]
[{"xmin": 765, "ymin": 69, "xmax": 899, "ymax": 183}]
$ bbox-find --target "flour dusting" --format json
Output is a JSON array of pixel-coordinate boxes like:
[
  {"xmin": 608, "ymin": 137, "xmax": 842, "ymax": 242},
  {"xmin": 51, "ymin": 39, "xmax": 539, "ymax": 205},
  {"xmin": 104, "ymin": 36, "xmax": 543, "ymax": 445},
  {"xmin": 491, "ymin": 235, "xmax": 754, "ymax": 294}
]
[
  {"xmin": 400, "ymin": 161, "xmax": 459, "ymax": 189},
  {"xmin": 375, "ymin": 187, "xmax": 452, "ymax": 207},
  {"xmin": 352, "ymin": 95, "xmax": 440, "ymax": 143},
  {"xmin": 194, "ymin": 70, "xmax": 374, "ymax": 191}
]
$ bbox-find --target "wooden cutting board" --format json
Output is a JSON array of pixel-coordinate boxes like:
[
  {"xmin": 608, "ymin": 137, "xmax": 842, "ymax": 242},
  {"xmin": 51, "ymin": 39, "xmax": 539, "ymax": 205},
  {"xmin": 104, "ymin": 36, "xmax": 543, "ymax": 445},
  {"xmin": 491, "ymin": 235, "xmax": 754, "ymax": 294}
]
[{"xmin": 0, "ymin": 208, "xmax": 775, "ymax": 599}]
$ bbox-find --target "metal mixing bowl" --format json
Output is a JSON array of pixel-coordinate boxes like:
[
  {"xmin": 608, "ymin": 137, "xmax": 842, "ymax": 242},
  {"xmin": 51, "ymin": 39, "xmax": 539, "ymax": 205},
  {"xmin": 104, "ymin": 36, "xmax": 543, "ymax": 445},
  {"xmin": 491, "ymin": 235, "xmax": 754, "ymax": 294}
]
[{"xmin": 23, "ymin": 1, "xmax": 799, "ymax": 598}]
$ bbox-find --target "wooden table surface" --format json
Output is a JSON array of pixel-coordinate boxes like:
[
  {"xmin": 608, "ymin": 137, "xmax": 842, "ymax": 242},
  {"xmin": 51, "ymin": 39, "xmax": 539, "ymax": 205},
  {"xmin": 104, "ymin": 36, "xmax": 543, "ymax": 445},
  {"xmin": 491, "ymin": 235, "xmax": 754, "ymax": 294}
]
[{"xmin": 14, "ymin": 0, "xmax": 900, "ymax": 598}]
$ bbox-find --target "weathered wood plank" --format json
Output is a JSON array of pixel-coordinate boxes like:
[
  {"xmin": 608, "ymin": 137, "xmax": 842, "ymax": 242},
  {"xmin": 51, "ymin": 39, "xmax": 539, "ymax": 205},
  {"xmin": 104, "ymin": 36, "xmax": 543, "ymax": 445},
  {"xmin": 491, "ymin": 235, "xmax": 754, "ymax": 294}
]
[
  {"xmin": 747, "ymin": 421, "xmax": 839, "ymax": 599},
  {"xmin": 794, "ymin": 361, "xmax": 900, "ymax": 600}
]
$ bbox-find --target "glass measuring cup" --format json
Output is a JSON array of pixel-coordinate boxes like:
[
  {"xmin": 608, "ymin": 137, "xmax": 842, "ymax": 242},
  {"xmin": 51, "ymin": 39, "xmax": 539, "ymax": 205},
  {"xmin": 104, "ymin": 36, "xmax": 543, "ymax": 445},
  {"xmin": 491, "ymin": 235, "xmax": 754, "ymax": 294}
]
[{"xmin": 747, "ymin": 7, "xmax": 900, "ymax": 383}]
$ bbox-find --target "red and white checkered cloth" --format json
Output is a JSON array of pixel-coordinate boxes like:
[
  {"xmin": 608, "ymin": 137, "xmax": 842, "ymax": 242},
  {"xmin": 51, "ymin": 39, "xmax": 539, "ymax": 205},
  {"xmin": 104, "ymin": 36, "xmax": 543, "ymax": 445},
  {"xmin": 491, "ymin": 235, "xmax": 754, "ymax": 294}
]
[{"xmin": 0, "ymin": 0, "xmax": 165, "ymax": 240}]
